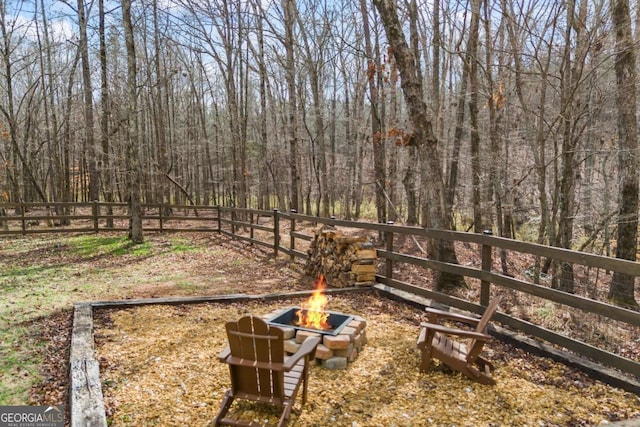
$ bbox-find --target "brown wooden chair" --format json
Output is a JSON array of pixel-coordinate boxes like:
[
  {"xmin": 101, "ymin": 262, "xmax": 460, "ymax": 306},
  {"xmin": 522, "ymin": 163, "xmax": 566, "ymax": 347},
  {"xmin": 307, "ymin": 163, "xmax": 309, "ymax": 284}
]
[
  {"xmin": 417, "ymin": 297, "xmax": 501, "ymax": 385},
  {"xmin": 213, "ymin": 315, "xmax": 321, "ymax": 427}
]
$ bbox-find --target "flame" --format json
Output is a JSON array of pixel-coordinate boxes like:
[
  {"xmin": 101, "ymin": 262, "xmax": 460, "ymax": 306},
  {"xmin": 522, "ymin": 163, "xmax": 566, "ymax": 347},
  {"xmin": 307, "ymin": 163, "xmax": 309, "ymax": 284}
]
[{"xmin": 296, "ymin": 275, "xmax": 330, "ymax": 330}]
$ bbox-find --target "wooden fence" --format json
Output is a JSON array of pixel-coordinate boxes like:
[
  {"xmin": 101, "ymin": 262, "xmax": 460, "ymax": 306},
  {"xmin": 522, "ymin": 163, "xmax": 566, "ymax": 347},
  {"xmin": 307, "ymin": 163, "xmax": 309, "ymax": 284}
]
[
  {"xmin": 0, "ymin": 201, "xmax": 219, "ymax": 234},
  {"xmin": 1, "ymin": 202, "xmax": 639, "ymax": 385}
]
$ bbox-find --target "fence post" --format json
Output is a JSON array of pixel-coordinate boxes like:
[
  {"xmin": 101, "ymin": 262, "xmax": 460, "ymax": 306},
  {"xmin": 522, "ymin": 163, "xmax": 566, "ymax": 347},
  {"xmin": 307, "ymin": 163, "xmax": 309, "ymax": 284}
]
[
  {"xmin": 231, "ymin": 209, "xmax": 236, "ymax": 236},
  {"xmin": 92, "ymin": 200, "xmax": 99, "ymax": 233},
  {"xmin": 249, "ymin": 208, "xmax": 254, "ymax": 242},
  {"xmin": 481, "ymin": 229, "xmax": 493, "ymax": 306},
  {"xmin": 385, "ymin": 221, "xmax": 394, "ymax": 280},
  {"xmin": 20, "ymin": 202, "xmax": 26, "ymax": 235},
  {"xmin": 159, "ymin": 201, "xmax": 164, "ymax": 233},
  {"xmin": 216, "ymin": 206, "xmax": 221, "ymax": 232},
  {"xmin": 273, "ymin": 208, "xmax": 279, "ymax": 256},
  {"xmin": 290, "ymin": 209, "xmax": 297, "ymax": 261}
]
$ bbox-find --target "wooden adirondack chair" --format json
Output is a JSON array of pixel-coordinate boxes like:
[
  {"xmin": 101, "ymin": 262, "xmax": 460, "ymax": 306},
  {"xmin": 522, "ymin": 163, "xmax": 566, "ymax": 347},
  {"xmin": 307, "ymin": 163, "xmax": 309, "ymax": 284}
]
[
  {"xmin": 213, "ymin": 315, "xmax": 321, "ymax": 427},
  {"xmin": 417, "ymin": 298, "xmax": 501, "ymax": 385}
]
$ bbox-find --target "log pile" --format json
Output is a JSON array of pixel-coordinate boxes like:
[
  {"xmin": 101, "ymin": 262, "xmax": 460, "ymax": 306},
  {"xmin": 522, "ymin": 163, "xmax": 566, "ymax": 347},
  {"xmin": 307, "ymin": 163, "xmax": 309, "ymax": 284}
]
[{"xmin": 305, "ymin": 226, "xmax": 377, "ymax": 287}]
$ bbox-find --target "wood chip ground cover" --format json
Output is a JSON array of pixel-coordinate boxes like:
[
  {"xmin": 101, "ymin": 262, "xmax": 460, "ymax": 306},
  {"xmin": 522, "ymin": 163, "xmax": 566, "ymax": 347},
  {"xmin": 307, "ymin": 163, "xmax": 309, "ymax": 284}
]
[{"xmin": 94, "ymin": 294, "xmax": 640, "ymax": 426}]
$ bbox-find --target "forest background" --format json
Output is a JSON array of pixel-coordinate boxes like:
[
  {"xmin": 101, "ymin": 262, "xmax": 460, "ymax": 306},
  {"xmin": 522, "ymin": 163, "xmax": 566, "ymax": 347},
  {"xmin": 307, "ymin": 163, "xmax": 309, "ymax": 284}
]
[{"xmin": 1, "ymin": 0, "xmax": 639, "ymax": 307}]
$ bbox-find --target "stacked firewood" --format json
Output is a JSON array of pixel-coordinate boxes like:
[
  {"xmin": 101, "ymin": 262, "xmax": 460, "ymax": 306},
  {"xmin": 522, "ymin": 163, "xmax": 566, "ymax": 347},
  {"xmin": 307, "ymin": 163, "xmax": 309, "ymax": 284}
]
[{"xmin": 305, "ymin": 226, "xmax": 377, "ymax": 287}]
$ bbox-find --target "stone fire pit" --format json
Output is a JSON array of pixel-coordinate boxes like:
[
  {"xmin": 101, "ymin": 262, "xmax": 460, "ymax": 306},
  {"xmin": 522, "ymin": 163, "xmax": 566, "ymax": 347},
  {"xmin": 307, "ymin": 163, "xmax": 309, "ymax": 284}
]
[{"xmin": 264, "ymin": 307, "xmax": 367, "ymax": 370}]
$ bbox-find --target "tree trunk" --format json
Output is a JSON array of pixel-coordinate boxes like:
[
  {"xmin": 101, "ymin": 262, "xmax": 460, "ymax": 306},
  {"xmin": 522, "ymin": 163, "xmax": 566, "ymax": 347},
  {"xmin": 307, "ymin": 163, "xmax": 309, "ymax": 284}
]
[
  {"xmin": 359, "ymin": 0, "xmax": 386, "ymax": 226},
  {"xmin": 78, "ymin": 0, "xmax": 98, "ymax": 203},
  {"xmin": 555, "ymin": 0, "xmax": 590, "ymax": 293},
  {"xmin": 403, "ymin": 146, "xmax": 418, "ymax": 225},
  {"xmin": 373, "ymin": 0, "xmax": 464, "ymax": 291},
  {"xmin": 122, "ymin": 0, "xmax": 143, "ymax": 243},
  {"xmin": 610, "ymin": 0, "xmax": 639, "ymax": 308},
  {"xmin": 467, "ymin": 0, "xmax": 482, "ymax": 233},
  {"xmin": 483, "ymin": 0, "xmax": 508, "ymax": 273},
  {"xmin": 283, "ymin": 0, "xmax": 300, "ymax": 212},
  {"xmin": 152, "ymin": 1, "xmax": 170, "ymax": 216},
  {"xmin": 298, "ymin": 23, "xmax": 329, "ymax": 217},
  {"xmin": 98, "ymin": 0, "xmax": 113, "ymax": 227}
]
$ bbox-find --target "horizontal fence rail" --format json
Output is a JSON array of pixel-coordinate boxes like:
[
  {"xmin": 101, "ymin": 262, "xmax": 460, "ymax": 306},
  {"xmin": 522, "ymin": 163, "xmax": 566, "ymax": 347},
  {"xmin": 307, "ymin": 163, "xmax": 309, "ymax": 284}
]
[
  {"xmin": 1, "ymin": 202, "xmax": 638, "ymax": 382},
  {"xmin": 0, "ymin": 201, "xmax": 220, "ymax": 234}
]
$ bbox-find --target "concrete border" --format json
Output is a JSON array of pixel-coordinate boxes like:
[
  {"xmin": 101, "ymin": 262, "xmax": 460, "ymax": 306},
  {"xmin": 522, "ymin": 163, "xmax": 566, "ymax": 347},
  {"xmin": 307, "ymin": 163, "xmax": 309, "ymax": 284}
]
[{"xmin": 69, "ymin": 303, "xmax": 107, "ymax": 427}]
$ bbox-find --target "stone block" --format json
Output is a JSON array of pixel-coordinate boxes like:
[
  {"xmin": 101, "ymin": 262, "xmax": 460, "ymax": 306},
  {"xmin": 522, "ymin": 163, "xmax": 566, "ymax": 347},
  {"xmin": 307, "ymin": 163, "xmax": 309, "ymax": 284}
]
[
  {"xmin": 348, "ymin": 319, "xmax": 365, "ymax": 333},
  {"xmin": 284, "ymin": 339, "xmax": 300, "ymax": 354},
  {"xmin": 323, "ymin": 334, "xmax": 350, "ymax": 350},
  {"xmin": 295, "ymin": 330, "xmax": 321, "ymax": 344},
  {"xmin": 314, "ymin": 343, "xmax": 334, "ymax": 360},
  {"xmin": 335, "ymin": 343, "xmax": 354, "ymax": 358},
  {"xmin": 352, "ymin": 315, "xmax": 367, "ymax": 328},
  {"xmin": 322, "ymin": 356, "xmax": 348, "ymax": 370},
  {"xmin": 339, "ymin": 326, "xmax": 357, "ymax": 340},
  {"xmin": 347, "ymin": 347, "xmax": 358, "ymax": 362}
]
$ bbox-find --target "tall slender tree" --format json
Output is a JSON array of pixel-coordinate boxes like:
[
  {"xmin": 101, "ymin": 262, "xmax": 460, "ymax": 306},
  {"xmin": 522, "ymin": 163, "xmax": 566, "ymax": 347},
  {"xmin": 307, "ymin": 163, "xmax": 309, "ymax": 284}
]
[
  {"xmin": 359, "ymin": 0, "xmax": 386, "ymax": 225},
  {"xmin": 373, "ymin": 0, "xmax": 463, "ymax": 291},
  {"xmin": 610, "ymin": 0, "xmax": 638, "ymax": 308},
  {"xmin": 283, "ymin": 0, "xmax": 300, "ymax": 212},
  {"xmin": 78, "ymin": 0, "xmax": 98, "ymax": 202},
  {"xmin": 122, "ymin": 0, "xmax": 143, "ymax": 243},
  {"xmin": 467, "ymin": 0, "xmax": 482, "ymax": 232},
  {"xmin": 98, "ymin": 0, "xmax": 113, "ymax": 227}
]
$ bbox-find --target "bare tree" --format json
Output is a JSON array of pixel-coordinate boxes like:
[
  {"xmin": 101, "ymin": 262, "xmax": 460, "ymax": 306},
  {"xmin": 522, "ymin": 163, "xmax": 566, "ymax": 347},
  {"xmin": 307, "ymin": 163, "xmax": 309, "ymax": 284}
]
[
  {"xmin": 0, "ymin": 2, "xmax": 47, "ymax": 204},
  {"xmin": 122, "ymin": 0, "xmax": 143, "ymax": 243},
  {"xmin": 373, "ymin": 0, "xmax": 463, "ymax": 291},
  {"xmin": 281, "ymin": 0, "xmax": 300, "ymax": 212},
  {"xmin": 78, "ymin": 0, "xmax": 98, "ymax": 202},
  {"xmin": 467, "ymin": 0, "xmax": 482, "ymax": 232},
  {"xmin": 359, "ymin": 0, "xmax": 387, "ymax": 225},
  {"xmin": 610, "ymin": 0, "xmax": 639, "ymax": 308},
  {"xmin": 98, "ymin": 0, "xmax": 114, "ymax": 226}
]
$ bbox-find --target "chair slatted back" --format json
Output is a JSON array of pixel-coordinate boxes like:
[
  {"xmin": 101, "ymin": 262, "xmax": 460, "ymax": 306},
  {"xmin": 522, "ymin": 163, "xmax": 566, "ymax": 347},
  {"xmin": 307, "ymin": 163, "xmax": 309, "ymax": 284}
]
[
  {"xmin": 466, "ymin": 297, "xmax": 501, "ymax": 363},
  {"xmin": 225, "ymin": 316, "xmax": 285, "ymax": 403}
]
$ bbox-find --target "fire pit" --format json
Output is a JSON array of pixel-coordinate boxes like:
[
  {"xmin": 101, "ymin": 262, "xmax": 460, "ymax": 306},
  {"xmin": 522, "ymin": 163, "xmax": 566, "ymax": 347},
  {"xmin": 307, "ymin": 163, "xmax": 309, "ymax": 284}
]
[
  {"xmin": 263, "ymin": 276, "xmax": 368, "ymax": 370},
  {"xmin": 267, "ymin": 307, "xmax": 353, "ymax": 336}
]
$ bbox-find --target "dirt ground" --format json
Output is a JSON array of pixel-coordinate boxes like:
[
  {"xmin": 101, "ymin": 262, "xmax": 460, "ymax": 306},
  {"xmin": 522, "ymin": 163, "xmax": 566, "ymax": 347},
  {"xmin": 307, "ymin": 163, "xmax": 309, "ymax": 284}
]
[{"xmin": 18, "ymin": 232, "xmax": 640, "ymax": 426}]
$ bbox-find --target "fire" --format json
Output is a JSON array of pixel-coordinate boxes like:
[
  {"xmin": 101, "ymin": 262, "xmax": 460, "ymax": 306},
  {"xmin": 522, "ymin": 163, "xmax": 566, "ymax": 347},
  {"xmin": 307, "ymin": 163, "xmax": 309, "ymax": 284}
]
[{"xmin": 296, "ymin": 275, "xmax": 330, "ymax": 330}]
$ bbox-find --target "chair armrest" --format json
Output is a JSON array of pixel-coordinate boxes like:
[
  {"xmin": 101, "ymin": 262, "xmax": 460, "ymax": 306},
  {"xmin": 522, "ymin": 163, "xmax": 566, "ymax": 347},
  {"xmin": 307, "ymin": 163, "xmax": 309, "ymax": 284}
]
[
  {"xmin": 284, "ymin": 336, "xmax": 321, "ymax": 371},
  {"xmin": 424, "ymin": 307, "xmax": 481, "ymax": 326},
  {"xmin": 223, "ymin": 355, "xmax": 285, "ymax": 370},
  {"xmin": 218, "ymin": 346, "xmax": 231, "ymax": 361},
  {"xmin": 419, "ymin": 322, "xmax": 492, "ymax": 341}
]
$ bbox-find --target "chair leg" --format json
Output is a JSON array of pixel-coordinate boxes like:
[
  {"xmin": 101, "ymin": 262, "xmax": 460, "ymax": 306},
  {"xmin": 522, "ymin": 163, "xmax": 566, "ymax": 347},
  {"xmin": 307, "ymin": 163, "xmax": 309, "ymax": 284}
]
[
  {"xmin": 419, "ymin": 347, "xmax": 433, "ymax": 373},
  {"xmin": 464, "ymin": 364, "xmax": 496, "ymax": 385},
  {"xmin": 475, "ymin": 356, "xmax": 494, "ymax": 371},
  {"xmin": 212, "ymin": 390, "xmax": 234, "ymax": 426},
  {"xmin": 301, "ymin": 358, "xmax": 309, "ymax": 405},
  {"xmin": 277, "ymin": 402, "xmax": 294, "ymax": 427}
]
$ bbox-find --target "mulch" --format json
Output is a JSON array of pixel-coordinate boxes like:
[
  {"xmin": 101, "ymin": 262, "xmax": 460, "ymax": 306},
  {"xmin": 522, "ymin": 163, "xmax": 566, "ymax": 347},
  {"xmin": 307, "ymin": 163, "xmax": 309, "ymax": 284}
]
[{"xmin": 91, "ymin": 293, "xmax": 640, "ymax": 426}]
